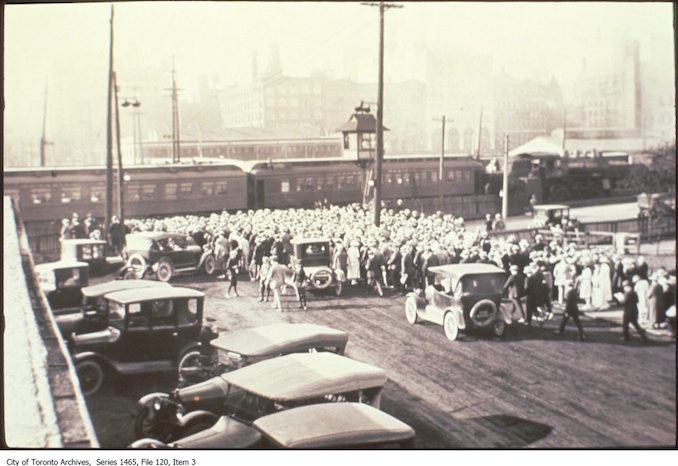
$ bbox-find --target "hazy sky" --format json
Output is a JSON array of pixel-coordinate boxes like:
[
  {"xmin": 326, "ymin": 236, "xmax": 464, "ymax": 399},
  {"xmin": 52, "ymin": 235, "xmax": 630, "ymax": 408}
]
[{"xmin": 3, "ymin": 1, "xmax": 674, "ymax": 151}]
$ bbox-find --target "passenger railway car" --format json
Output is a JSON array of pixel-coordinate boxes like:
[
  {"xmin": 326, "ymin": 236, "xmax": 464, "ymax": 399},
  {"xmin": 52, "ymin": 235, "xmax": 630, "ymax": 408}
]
[
  {"xmin": 3, "ymin": 155, "xmax": 488, "ymax": 227},
  {"xmin": 142, "ymin": 137, "xmax": 343, "ymax": 162},
  {"xmin": 247, "ymin": 155, "xmax": 482, "ymax": 210},
  {"xmin": 3, "ymin": 163, "xmax": 248, "ymax": 223}
]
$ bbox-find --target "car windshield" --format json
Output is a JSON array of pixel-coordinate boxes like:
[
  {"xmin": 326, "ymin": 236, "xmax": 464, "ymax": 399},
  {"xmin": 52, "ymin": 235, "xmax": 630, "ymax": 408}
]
[
  {"xmin": 459, "ymin": 274, "xmax": 504, "ymax": 295},
  {"xmin": 108, "ymin": 301, "xmax": 125, "ymax": 329},
  {"xmin": 223, "ymin": 385, "xmax": 279, "ymax": 423},
  {"xmin": 300, "ymin": 243, "xmax": 329, "ymax": 260}
]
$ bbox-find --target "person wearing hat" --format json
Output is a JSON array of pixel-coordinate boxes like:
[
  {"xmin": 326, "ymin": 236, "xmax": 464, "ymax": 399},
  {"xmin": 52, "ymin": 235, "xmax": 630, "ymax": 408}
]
[
  {"xmin": 292, "ymin": 259, "xmax": 308, "ymax": 310},
  {"xmin": 615, "ymin": 280, "xmax": 648, "ymax": 342},
  {"xmin": 557, "ymin": 279, "xmax": 585, "ymax": 341},
  {"xmin": 258, "ymin": 256, "xmax": 272, "ymax": 302},
  {"xmin": 503, "ymin": 264, "xmax": 527, "ymax": 322},
  {"xmin": 266, "ymin": 255, "xmax": 290, "ymax": 312},
  {"xmin": 647, "ymin": 271, "xmax": 664, "ymax": 329}
]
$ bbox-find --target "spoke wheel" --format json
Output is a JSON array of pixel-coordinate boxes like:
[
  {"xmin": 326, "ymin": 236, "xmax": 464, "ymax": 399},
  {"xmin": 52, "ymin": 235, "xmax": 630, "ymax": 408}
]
[
  {"xmin": 134, "ymin": 407, "xmax": 174, "ymax": 442},
  {"xmin": 156, "ymin": 259, "xmax": 174, "ymax": 282},
  {"xmin": 405, "ymin": 296, "xmax": 418, "ymax": 324},
  {"xmin": 334, "ymin": 281, "xmax": 343, "ymax": 296},
  {"xmin": 76, "ymin": 360, "xmax": 104, "ymax": 396},
  {"xmin": 177, "ymin": 350, "xmax": 208, "ymax": 386},
  {"xmin": 203, "ymin": 255, "xmax": 216, "ymax": 275},
  {"xmin": 444, "ymin": 312, "xmax": 459, "ymax": 341}
]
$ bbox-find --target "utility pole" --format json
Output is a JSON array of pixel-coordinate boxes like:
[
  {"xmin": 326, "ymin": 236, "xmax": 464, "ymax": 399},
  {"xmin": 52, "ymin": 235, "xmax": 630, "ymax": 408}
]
[
  {"xmin": 433, "ymin": 115, "xmax": 446, "ymax": 209},
  {"xmin": 476, "ymin": 106, "xmax": 483, "ymax": 159},
  {"xmin": 502, "ymin": 133, "xmax": 509, "ymax": 220},
  {"xmin": 113, "ymin": 71, "xmax": 124, "ymax": 224},
  {"xmin": 39, "ymin": 81, "xmax": 52, "ymax": 167},
  {"xmin": 362, "ymin": 0, "xmax": 402, "ymax": 227},
  {"xmin": 562, "ymin": 108, "xmax": 567, "ymax": 155},
  {"xmin": 167, "ymin": 58, "xmax": 182, "ymax": 163},
  {"xmin": 105, "ymin": 4, "xmax": 114, "ymax": 243}
]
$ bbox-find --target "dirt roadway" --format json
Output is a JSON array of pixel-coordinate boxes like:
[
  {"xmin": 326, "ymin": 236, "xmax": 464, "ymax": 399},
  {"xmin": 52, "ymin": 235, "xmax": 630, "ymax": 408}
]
[{"xmin": 85, "ymin": 273, "xmax": 676, "ymax": 449}]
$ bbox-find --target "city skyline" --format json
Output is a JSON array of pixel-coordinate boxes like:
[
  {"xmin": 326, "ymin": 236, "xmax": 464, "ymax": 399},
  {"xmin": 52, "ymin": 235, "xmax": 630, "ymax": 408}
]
[{"xmin": 3, "ymin": 1, "xmax": 674, "ymax": 165}]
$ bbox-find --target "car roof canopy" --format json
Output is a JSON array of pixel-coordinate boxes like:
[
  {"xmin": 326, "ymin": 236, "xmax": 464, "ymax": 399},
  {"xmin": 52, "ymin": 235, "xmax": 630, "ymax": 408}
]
[
  {"xmin": 81, "ymin": 279, "xmax": 171, "ymax": 298},
  {"xmin": 210, "ymin": 323, "xmax": 348, "ymax": 356},
  {"xmin": 104, "ymin": 286, "xmax": 203, "ymax": 304},
  {"xmin": 220, "ymin": 353, "xmax": 386, "ymax": 401},
  {"xmin": 254, "ymin": 403, "xmax": 415, "ymax": 448},
  {"xmin": 35, "ymin": 261, "xmax": 89, "ymax": 272},
  {"xmin": 428, "ymin": 264, "xmax": 506, "ymax": 278}
]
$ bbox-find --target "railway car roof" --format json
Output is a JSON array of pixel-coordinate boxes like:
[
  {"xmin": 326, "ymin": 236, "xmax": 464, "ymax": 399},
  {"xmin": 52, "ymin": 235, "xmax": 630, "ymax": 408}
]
[
  {"xmin": 210, "ymin": 323, "xmax": 348, "ymax": 356},
  {"xmin": 253, "ymin": 403, "xmax": 415, "ymax": 449},
  {"xmin": 220, "ymin": 352, "xmax": 386, "ymax": 401},
  {"xmin": 104, "ymin": 286, "xmax": 203, "ymax": 304}
]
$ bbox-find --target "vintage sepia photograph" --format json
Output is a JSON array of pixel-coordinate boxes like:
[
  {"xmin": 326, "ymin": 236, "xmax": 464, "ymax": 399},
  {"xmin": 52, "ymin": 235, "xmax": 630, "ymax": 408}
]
[{"xmin": 2, "ymin": 0, "xmax": 676, "ymax": 453}]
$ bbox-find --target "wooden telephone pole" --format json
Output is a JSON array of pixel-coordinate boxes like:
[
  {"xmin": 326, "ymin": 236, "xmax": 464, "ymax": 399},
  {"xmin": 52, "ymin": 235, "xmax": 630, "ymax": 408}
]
[
  {"xmin": 39, "ymin": 81, "xmax": 52, "ymax": 167},
  {"xmin": 362, "ymin": 1, "xmax": 402, "ymax": 226},
  {"xmin": 105, "ymin": 4, "xmax": 114, "ymax": 241},
  {"xmin": 167, "ymin": 58, "xmax": 182, "ymax": 163},
  {"xmin": 433, "ymin": 115, "xmax": 446, "ymax": 209}
]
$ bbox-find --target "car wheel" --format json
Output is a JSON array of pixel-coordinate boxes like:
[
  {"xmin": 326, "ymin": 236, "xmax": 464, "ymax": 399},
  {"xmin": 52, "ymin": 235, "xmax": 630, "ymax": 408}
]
[
  {"xmin": 156, "ymin": 258, "xmax": 174, "ymax": 282},
  {"xmin": 128, "ymin": 254, "xmax": 147, "ymax": 275},
  {"xmin": 203, "ymin": 255, "xmax": 216, "ymax": 275},
  {"xmin": 122, "ymin": 269, "xmax": 140, "ymax": 280},
  {"xmin": 443, "ymin": 312, "xmax": 459, "ymax": 341},
  {"xmin": 493, "ymin": 318, "xmax": 506, "ymax": 337},
  {"xmin": 405, "ymin": 296, "xmax": 418, "ymax": 324},
  {"xmin": 76, "ymin": 360, "xmax": 104, "ymax": 396},
  {"xmin": 134, "ymin": 405, "xmax": 174, "ymax": 442},
  {"xmin": 177, "ymin": 349, "xmax": 207, "ymax": 386},
  {"xmin": 334, "ymin": 281, "xmax": 343, "ymax": 296}
]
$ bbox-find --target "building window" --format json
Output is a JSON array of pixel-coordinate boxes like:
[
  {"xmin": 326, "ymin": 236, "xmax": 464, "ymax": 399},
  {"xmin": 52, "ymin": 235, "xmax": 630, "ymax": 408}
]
[{"xmin": 281, "ymin": 180, "xmax": 290, "ymax": 193}]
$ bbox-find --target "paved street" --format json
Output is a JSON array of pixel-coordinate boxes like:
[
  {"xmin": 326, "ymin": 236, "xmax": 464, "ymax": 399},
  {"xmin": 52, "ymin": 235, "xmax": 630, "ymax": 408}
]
[{"xmin": 86, "ymin": 273, "xmax": 676, "ymax": 448}]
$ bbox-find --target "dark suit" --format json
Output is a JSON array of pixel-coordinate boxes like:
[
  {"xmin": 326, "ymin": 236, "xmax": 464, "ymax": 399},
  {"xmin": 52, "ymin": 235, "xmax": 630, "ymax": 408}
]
[
  {"xmin": 525, "ymin": 271, "xmax": 545, "ymax": 324},
  {"xmin": 622, "ymin": 289, "xmax": 647, "ymax": 341},
  {"xmin": 559, "ymin": 287, "xmax": 584, "ymax": 337},
  {"xmin": 503, "ymin": 272, "xmax": 526, "ymax": 319}
]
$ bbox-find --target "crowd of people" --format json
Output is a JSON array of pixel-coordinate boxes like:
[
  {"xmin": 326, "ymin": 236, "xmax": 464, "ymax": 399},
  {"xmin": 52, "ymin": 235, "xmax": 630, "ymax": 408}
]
[{"xmin": 115, "ymin": 202, "xmax": 676, "ymax": 338}]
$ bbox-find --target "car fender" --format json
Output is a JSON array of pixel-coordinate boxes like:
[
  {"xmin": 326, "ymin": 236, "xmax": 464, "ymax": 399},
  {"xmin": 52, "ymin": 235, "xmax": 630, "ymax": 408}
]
[
  {"xmin": 448, "ymin": 306, "xmax": 466, "ymax": 330},
  {"xmin": 136, "ymin": 392, "xmax": 170, "ymax": 411},
  {"xmin": 405, "ymin": 292, "xmax": 426, "ymax": 310},
  {"xmin": 179, "ymin": 410, "xmax": 219, "ymax": 433}
]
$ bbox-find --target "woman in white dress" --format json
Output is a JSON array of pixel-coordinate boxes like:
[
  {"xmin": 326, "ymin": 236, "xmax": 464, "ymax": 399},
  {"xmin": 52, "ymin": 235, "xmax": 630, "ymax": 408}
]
[
  {"xmin": 347, "ymin": 240, "xmax": 361, "ymax": 285},
  {"xmin": 553, "ymin": 256, "xmax": 568, "ymax": 305},
  {"xmin": 591, "ymin": 262, "xmax": 605, "ymax": 310},
  {"xmin": 577, "ymin": 263, "xmax": 593, "ymax": 309},
  {"xmin": 597, "ymin": 257, "xmax": 613, "ymax": 309},
  {"xmin": 633, "ymin": 274, "xmax": 650, "ymax": 324}
]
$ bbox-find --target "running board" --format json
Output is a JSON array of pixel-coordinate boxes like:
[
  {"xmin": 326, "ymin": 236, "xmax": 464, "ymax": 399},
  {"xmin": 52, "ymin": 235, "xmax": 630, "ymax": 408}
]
[{"xmin": 112, "ymin": 360, "xmax": 175, "ymax": 375}]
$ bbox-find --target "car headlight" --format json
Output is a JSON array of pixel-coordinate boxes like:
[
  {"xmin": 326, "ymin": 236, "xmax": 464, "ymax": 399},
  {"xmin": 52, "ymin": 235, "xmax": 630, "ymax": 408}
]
[{"xmin": 153, "ymin": 399, "xmax": 162, "ymax": 411}]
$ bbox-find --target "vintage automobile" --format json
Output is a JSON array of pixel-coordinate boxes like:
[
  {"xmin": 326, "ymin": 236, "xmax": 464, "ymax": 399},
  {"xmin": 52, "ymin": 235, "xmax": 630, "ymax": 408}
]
[
  {"xmin": 60, "ymin": 238, "xmax": 107, "ymax": 270},
  {"xmin": 530, "ymin": 204, "xmax": 571, "ymax": 228},
  {"xmin": 290, "ymin": 238, "xmax": 345, "ymax": 295},
  {"xmin": 54, "ymin": 279, "xmax": 172, "ymax": 339},
  {"xmin": 121, "ymin": 232, "xmax": 216, "ymax": 282},
  {"xmin": 134, "ymin": 352, "xmax": 387, "ymax": 443},
  {"xmin": 405, "ymin": 264, "xmax": 511, "ymax": 341},
  {"xmin": 177, "ymin": 323, "xmax": 349, "ymax": 386},
  {"xmin": 71, "ymin": 287, "xmax": 205, "ymax": 396},
  {"xmin": 35, "ymin": 260, "xmax": 90, "ymax": 316},
  {"xmin": 130, "ymin": 402, "xmax": 415, "ymax": 449}
]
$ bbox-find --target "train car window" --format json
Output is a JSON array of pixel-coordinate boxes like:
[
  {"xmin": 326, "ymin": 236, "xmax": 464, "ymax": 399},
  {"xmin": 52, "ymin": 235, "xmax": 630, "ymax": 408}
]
[
  {"xmin": 432, "ymin": 171, "xmax": 438, "ymax": 183},
  {"xmin": 446, "ymin": 170, "xmax": 455, "ymax": 181},
  {"xmin": 403, "ymin": 173, "xmax": 411, "ymax": 185},
  {"xmin": 201, "ymin": 182, "xmax": 214, "ymax": 196},
  {"xmin": 316, "ymin": 178, "xmax": 324, "ymax": 191},
  {"xmin": 142, "ymin": 184, "xmax": 156, "ymax": 201},
  {"xmin": 396, "ymin": 172, "xmax": 403, "ymax": 185},
  {"xmin": 414, "ymin": 173, "xmax": 420, "ymax": 185},
  {"xmin": 305, "ymin": 177, "xmax": 314, "ymax": 191},
  {"xmin": 165, "ymin": 183, "xmax": 178, "ymax": 200},
  {"xmin": 179, "ymin": 182, "xmax": 193, "ymax": 197},
  {"xmin": 456, "ymin": 170, "xmax": 463, "ymax": 181},
  {"xmin": 60, "ymin": 187, "xmax": 81, "ymax": 203},
  {"xmin": 90, "ymin": 185, "xmax": 105, "ymax": 202},
  {"xmin": 281, "ymin": 180, "xmax": 290, "ymax": 193},
  {"xmin": 127, "ymin": 185, "xmax": 140, "ymax": 202},
  {"xmin": 345, "ymin": 175, "xmax": 356, "ymax": 187},
  {"xmin": 326, "ymin": 176, "xmax": 335, "ymax": 191},
  {"xmin": 385, "ymin": 173, "xmax": 392, "ymax": 184},
  {"xmin": 216, "ymin": 181, "xmax": 228, "ymax": 195},
  {"xmin": 464, "ymin": 171, "xmax": 471, "ymax": 181},
  {"xmin": 337, "ymin": 176, "xmax": 345, "ymax": 189}
]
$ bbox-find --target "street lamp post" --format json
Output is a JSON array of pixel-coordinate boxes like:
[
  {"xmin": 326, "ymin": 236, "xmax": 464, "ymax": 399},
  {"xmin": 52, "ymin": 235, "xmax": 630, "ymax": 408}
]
[{"xmin": 121, "ymin": 98, "xmax": 142, "ymax": 164}]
